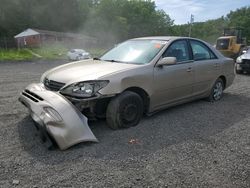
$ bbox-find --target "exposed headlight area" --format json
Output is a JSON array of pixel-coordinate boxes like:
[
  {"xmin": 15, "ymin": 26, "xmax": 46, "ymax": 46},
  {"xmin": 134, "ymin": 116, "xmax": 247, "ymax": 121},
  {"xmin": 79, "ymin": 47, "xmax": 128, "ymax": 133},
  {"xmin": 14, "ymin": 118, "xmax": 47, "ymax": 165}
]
[{"xmin": 60, "ymin": 80, "xmax": 109, "ymax": 98}]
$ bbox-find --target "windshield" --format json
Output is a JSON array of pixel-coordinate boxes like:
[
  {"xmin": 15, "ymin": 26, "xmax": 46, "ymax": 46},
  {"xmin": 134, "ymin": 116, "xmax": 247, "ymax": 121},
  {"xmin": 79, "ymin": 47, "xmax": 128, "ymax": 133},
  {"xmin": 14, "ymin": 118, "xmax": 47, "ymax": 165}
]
[{"xmin": 100, "ymin": 40, "xmax": 167, "ymax": 64}]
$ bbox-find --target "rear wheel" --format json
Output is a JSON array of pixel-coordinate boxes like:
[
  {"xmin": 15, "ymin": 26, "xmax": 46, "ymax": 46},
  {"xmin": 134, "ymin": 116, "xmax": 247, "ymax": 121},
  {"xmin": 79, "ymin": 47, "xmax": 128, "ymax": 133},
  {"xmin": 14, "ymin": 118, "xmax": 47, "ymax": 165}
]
[
  {"xmin": 207, "ymin": 78, "xmax": 224, "ymax": 102},
  {"xmin": 106, "ymin": 91, "xmax": 143, "ymax": 129}
]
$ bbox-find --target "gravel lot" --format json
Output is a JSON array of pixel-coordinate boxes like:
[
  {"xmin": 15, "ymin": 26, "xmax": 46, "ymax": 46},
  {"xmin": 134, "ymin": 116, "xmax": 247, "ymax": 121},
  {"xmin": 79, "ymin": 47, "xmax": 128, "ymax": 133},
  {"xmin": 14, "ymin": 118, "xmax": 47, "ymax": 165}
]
[{"xmin": 0, "ymin": 60, "xmax": 249, "ymax": 187}]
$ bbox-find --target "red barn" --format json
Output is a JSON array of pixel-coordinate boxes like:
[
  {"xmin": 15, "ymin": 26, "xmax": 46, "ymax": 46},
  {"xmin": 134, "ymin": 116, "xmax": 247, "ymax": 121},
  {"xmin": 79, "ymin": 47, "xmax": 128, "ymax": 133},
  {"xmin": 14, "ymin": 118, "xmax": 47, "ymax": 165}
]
[{"xmin": 14, "ymin": 28, "xmax": 96, "ymax": 48}]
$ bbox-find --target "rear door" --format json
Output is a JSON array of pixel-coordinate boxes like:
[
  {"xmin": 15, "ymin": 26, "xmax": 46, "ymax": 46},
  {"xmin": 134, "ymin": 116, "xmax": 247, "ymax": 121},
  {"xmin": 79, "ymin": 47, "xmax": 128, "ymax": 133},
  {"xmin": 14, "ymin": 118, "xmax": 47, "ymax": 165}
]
[{"xmin": 189, "ymin": 40, "xmax": 220, "ymax": 96}]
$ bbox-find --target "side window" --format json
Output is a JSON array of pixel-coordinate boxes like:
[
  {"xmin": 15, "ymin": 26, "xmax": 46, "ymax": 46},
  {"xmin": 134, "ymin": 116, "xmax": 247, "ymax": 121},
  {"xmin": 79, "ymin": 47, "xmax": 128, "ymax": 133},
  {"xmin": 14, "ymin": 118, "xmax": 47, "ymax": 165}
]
[
  {"xmin": 190, "ymin": 40, "xmax": 217, "ymax": 61},
  {"xmin": 162, "ymin": 40, "xmax": 191, "ymax": 62}
]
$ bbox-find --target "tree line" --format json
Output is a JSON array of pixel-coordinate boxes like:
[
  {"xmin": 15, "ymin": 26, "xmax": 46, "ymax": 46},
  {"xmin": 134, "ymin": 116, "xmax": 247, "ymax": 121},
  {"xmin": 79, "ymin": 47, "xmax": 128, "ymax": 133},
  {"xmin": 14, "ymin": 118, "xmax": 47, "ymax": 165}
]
[
  {"xmin": 173, "ymin": 6, "xmax": 250, "ymax": 44},
  {"xmin": 0, "ymin": 0, "xmax": 249, "ymax": 46}
]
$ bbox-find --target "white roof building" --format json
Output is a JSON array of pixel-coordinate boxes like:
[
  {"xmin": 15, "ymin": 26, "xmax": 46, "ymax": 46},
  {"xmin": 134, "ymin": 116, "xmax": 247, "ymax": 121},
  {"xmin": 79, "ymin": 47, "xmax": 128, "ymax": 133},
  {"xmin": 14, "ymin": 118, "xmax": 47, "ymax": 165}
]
[{"xmin": 14, "ymin": 28, "xmax": 40, "ymax": 38}]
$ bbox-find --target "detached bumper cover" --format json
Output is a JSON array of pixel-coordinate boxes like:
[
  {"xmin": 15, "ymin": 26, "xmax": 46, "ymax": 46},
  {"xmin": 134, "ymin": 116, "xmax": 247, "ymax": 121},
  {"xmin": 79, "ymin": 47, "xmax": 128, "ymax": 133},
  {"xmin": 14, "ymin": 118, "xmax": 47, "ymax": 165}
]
[{"xmin": 19, "ymin": 83, "xmax": 98, "ymax": 150}]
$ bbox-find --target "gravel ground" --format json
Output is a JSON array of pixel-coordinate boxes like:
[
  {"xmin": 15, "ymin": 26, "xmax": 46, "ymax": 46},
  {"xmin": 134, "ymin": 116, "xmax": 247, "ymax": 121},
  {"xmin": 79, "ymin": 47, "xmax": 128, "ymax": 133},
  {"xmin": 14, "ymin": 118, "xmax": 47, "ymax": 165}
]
[{"xmin": 0, "ymin": 60, "xmax": 249, "ymax": 188}]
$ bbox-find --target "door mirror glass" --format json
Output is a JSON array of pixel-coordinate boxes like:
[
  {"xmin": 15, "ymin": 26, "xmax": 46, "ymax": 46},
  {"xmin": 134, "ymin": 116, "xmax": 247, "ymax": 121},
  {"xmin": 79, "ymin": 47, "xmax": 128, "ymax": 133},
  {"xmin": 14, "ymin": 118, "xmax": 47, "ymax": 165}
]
[{"xmin": 157, "ymin": 57, "xmax": 177, "ymax": 66}]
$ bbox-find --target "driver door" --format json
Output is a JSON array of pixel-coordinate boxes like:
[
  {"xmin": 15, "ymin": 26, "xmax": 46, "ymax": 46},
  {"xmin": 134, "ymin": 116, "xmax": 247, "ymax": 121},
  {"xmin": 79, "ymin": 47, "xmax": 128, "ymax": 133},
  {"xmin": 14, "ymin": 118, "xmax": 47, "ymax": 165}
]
[{"xmin": 152, "ymin": 39, "xmax": 194, "ymax": 110}]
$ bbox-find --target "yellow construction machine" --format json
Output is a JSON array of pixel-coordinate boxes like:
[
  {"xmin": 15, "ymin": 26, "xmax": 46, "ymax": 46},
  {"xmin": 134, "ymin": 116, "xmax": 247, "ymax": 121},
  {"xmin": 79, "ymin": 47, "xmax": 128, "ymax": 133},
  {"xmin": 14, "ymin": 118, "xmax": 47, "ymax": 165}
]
[{"xmin": 216, "ymin": 27, "xmax": 246, "ymax": 59}]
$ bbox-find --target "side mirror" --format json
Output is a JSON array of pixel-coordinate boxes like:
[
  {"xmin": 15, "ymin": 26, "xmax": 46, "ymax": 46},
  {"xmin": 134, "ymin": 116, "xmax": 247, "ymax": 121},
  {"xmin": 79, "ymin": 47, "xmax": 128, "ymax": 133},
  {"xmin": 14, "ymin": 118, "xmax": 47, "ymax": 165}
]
[
  {"xmin": 242, "ymin": 50, "xmax": 247, "ymax": 54},
  {"xmin": 157, "ymin": 57, "xmax": 177, "ymax": 66}
]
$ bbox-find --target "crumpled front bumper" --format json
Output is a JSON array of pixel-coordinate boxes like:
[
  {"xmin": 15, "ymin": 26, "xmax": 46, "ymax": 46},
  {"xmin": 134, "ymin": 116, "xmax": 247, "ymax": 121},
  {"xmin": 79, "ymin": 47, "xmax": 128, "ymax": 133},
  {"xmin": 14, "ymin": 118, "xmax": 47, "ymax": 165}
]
[{"xmin": 18, "ymin": 83, "xmax": 98, "ymax": 150}]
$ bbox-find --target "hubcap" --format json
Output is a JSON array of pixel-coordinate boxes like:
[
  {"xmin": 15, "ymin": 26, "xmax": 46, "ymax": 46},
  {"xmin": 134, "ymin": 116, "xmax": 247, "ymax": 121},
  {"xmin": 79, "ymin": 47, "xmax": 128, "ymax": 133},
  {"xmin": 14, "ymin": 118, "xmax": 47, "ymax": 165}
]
[
  {"xmin": 213, "ymin": 82, "xmax": 223, "ymax": 100},
  {"xmin": 121, "ymin": 104, "xmax": 137, "ymax": 123}
]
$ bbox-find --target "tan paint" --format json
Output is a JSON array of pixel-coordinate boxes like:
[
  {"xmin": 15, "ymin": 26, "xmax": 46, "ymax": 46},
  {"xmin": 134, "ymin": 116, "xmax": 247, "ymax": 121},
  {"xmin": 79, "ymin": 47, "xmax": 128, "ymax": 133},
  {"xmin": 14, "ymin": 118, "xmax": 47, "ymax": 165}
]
[{"xmin": 19, "ymin": 36, "xmax": 235, "ymax": 150}]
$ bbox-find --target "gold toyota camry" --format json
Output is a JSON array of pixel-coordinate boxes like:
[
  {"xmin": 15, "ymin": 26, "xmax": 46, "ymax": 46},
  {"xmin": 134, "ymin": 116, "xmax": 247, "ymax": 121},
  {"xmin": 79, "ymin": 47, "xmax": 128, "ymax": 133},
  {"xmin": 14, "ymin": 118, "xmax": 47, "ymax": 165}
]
[{"xmin": 19, "ymin": 36, "xmax": 235, "ymax": 150}]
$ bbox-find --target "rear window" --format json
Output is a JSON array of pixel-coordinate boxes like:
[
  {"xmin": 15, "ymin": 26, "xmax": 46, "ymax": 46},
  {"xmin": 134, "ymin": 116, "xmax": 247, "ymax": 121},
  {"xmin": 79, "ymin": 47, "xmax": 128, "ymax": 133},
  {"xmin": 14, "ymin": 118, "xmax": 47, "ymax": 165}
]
[
  {"xmin": 216, "ymin": 39, "xmax": 229, "ymax": 50},
  {"xmin": 190, "ymin": 40, "xmax": 217, "ymax": 61}
]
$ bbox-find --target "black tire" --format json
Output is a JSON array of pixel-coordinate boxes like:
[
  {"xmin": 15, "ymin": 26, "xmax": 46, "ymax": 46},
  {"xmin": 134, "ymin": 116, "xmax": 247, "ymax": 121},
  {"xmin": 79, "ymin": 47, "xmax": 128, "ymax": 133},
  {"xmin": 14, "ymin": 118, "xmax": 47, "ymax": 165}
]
[
  {"xmin": 207, "ymin": 78, "xmax": 224, "ymax": 102},
  {"xmin": 106, "ymin": 91, "xmax": 143, "ymax": 129}
]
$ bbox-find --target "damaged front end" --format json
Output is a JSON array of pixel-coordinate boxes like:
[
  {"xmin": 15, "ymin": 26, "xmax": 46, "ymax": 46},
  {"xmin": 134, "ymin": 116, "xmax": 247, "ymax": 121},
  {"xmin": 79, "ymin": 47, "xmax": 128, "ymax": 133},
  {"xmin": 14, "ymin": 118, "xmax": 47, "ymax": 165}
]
[{"xmin": 19, "ymin": 83, "xmax": 98, "ymax": 150}]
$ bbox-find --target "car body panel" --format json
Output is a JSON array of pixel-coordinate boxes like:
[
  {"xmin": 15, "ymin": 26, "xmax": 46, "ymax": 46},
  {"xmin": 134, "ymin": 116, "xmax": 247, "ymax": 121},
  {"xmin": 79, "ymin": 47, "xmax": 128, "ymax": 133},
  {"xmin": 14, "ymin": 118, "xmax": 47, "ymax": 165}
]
[
  {"xmin": 19, "ymin": 83, "xmax": 98, "ymax": 150},
  {"xmin": 221, "ymin": 58, "xmax": 235, "ymax": 87},
  {"xmin": 193, "ymin": 59, "xmax": 221, "ymax": 96},
  {"xmin": 239, "ymin": 52, "xmax": 250, "ymax": 59},
  {"xmin": 42, "ymin": 60, "xmax": 141, "ymax": 86},
  {"xmin": 152, "ymin": 62, "xmax": 194, "ymax": 109}
]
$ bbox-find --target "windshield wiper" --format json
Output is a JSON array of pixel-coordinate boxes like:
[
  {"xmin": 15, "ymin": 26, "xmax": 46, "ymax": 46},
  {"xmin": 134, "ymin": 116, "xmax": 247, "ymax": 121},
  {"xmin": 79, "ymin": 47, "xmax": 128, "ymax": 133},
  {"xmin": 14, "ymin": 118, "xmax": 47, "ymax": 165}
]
[
  {"xmin": 99, "ymin": 59, "xmax": 139, "ymax": 64},
  {"xmin": 102, "ymin": 59, "xmax": 126, "ymax": 63},
  {"xmin": 93, "ymin": 58, "xmax": 119, "ymax": 62}
]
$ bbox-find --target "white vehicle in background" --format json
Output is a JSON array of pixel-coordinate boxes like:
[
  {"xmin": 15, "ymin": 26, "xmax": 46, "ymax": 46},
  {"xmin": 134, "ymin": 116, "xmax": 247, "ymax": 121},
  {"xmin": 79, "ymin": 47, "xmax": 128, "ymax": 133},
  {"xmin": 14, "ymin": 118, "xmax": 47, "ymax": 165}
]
[
  {"xmin": 235, "ymin": 47, "xmax": 250, "ymax": 74},
  {"xmin": 67, "ymin": 49, "xmax": 91, "ymax": 61}
]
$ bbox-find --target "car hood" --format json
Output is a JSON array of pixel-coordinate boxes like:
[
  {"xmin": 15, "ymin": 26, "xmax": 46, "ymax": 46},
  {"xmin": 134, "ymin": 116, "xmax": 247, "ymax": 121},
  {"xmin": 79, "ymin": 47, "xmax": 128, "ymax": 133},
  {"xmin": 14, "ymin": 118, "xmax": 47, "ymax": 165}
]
[
  {"xmin": 241, "ymin": 53, "xmax": 250, "ymax": 59},
  {"xmin": 42, "ymin": 59, "xmax": 140, "ymax": 85}
]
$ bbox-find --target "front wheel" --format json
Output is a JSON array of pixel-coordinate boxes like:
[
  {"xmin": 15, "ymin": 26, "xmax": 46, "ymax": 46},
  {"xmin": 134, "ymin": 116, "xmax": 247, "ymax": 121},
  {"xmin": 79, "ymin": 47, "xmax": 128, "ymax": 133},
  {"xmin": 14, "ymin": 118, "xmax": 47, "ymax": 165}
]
[
  {"xmin": 106, "ymin": 91, "xmax": 143, "ymax": 129},
  {"xmin": 207, "ymin": 78, "xmax": 224, "ymax": 102}
]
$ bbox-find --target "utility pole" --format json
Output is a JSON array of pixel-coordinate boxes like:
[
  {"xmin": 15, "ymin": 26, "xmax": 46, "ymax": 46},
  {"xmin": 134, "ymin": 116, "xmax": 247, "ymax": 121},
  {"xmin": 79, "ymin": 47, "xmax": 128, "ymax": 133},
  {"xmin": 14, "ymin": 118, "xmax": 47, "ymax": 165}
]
[{"xmin": 189, "ymin": 14, "xmax": 194, "ymax": 37}]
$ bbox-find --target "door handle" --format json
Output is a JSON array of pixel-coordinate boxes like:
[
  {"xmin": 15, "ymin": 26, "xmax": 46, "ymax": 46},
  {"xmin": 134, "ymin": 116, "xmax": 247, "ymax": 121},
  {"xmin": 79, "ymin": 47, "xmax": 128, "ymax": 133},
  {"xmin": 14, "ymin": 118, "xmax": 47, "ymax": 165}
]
[
  {"xmin": 186, "ymin": 67, "xmax": 192, "ymax": 72},
  {"xmin": 214, "ymin": 63, "xmax": 219, "ymax": 67}
]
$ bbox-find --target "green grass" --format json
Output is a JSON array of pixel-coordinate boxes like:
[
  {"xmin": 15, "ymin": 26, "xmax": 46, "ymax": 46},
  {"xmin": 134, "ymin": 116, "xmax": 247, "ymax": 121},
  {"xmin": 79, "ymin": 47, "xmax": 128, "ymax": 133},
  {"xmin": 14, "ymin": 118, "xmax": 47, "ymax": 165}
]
[
  {"xmin": 30, "ymin": 45, "xmax": 107, "ymax": 59},
  {"xmin": 0, "ymin": 44, "xmax": 107, "ymax": 61},
  {"xmin": 0, "ymin": 49, "xmax": 33, "ymax": 61},
  {"xmin": 87, "ymin": 48, "xmax": 107, "ymax": 57},
  {"xmin": 30, "ymin": 44, "xmax": 68, "ymax": 60}
]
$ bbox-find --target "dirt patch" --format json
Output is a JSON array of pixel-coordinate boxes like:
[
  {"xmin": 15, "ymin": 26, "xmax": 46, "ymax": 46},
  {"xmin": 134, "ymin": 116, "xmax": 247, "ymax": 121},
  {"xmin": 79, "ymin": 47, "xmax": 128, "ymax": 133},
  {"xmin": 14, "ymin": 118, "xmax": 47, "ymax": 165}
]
[{"xmin": 0, "ymin": 61, "xmax": 249, "ymax": 187}]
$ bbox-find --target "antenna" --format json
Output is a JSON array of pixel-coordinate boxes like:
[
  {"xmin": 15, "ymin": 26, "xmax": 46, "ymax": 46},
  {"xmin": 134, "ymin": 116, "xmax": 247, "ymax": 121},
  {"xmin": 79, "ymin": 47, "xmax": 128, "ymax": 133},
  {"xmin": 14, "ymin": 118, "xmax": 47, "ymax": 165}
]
[{"xmin": 189, "ymin": 14, "xmax": 194, "ymax": 37}]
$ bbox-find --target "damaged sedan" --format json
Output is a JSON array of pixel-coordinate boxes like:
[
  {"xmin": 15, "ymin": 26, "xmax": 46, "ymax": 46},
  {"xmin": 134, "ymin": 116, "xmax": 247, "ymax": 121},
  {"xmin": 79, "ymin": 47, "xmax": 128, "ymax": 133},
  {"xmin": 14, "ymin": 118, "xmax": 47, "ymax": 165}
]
[{"xmin": 19, "ymin": 36, "xmax": 235, "ymax": 150}]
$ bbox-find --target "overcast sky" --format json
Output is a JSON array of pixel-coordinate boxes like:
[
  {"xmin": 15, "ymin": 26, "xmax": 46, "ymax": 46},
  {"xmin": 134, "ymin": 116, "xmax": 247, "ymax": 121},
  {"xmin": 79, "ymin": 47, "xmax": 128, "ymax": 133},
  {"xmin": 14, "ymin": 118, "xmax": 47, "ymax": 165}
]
[{"xmin": 154, "ymin": 0, "xmax": 250, "ymax": 25}]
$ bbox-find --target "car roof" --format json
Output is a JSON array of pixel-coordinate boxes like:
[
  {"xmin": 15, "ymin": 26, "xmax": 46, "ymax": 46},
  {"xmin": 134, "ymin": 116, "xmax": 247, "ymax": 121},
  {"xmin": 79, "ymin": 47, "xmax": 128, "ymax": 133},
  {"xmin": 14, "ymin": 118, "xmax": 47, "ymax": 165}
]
[
  {"xmin": 132, "ymin": 36, "xmax": 180, "ymax": 40},
  {"xmin": 131, "ymin": 36, "xmax": 201, "ymax": 42}
]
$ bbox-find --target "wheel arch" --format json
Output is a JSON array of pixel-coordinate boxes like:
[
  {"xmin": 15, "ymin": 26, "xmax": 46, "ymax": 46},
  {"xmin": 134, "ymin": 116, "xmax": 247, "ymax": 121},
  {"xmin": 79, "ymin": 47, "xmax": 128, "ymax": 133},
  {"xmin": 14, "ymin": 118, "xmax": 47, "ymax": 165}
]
[
  {"xmin": 218, "ymin": 75, "xmax": 226, "ymax": 89},
  {"xmin": 124, "ymin": 87, "xmax": 150, "ymax": 114}
]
